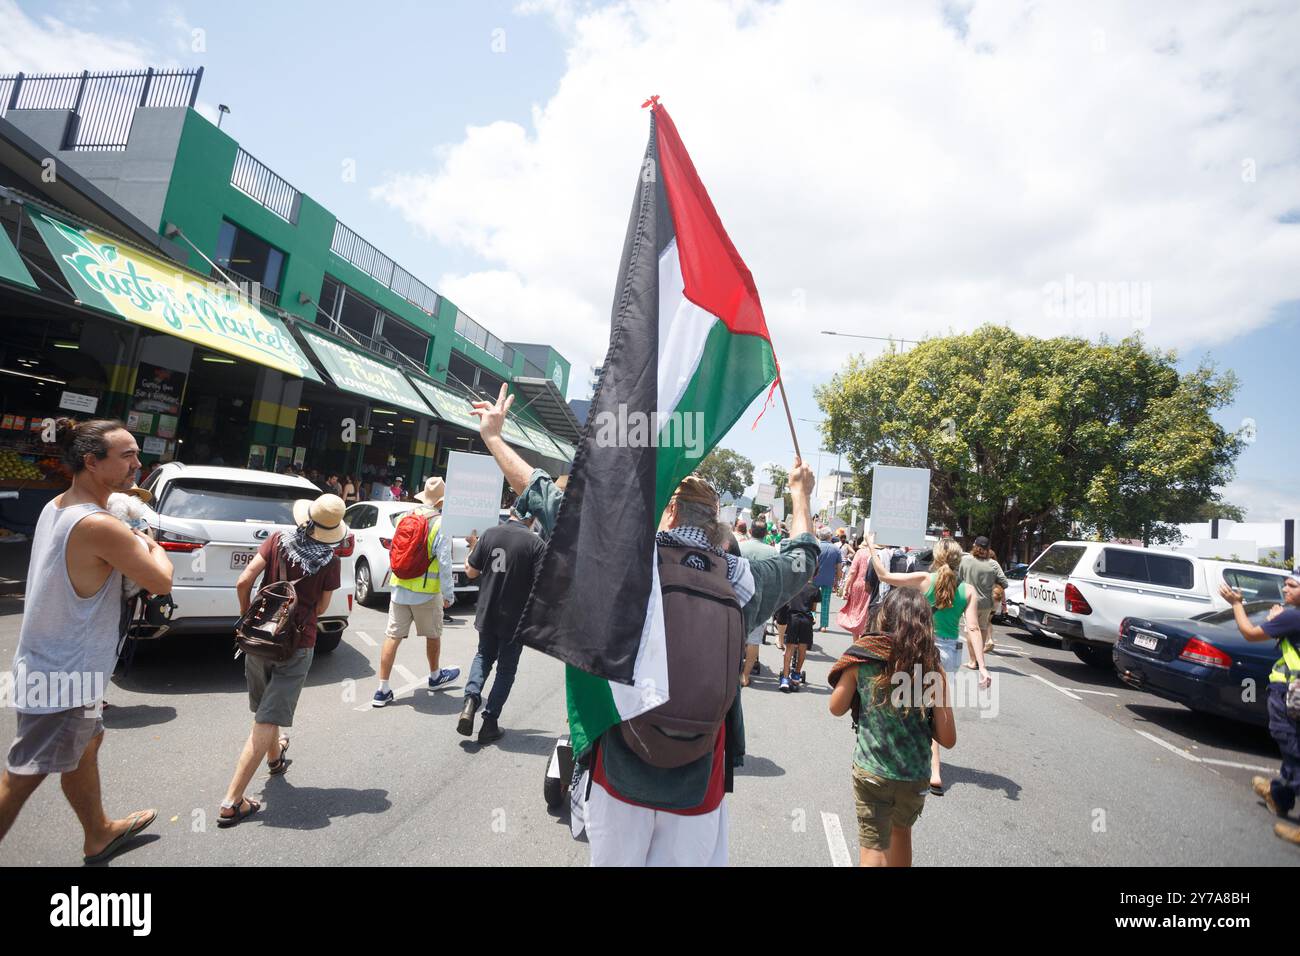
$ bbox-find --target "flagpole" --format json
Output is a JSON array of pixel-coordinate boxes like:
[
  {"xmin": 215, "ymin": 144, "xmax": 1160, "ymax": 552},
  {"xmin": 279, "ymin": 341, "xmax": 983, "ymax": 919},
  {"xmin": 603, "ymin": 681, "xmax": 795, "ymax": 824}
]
[{"xmin": 775, "ymin": 368, "xmax": 801, "ymax": 462}]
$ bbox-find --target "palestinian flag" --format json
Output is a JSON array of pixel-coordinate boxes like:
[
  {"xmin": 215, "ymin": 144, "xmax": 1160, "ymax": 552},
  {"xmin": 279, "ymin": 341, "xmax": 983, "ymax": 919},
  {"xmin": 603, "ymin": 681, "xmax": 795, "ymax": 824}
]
[{"xmin": 515, "ymin": 100, "xmax": 777, "ymax": 756}]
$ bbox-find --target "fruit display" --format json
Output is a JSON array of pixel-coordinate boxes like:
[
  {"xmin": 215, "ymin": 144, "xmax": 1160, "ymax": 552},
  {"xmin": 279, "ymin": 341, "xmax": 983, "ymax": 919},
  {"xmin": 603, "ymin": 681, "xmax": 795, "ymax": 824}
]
[
  {"xmin": 0, "ymin": 449, "xmax": 42, "ymax": 481},
  {"xmin": 37, "ymin": 456, "xmax": 71, "ymax": 481}
]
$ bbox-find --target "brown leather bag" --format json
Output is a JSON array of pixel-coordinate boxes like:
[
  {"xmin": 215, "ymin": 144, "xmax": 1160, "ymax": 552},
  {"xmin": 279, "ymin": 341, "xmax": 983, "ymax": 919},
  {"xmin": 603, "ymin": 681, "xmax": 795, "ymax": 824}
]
[
  {"xmin": 618, "ymin": 547, "xmax": 744, "ymax": 768},
  {"xmin": 234, "ymin": 534, "xmax": 304, "ymax": 662}
]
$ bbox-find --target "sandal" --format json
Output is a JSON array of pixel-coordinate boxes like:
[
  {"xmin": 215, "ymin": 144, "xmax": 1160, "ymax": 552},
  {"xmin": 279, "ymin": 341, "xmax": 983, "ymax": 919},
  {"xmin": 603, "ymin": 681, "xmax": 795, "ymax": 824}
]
[
  {"xmin": 929, "ymin": 782, "xmax": 945, "ymax": 796},
  {"xmin": 83, "ymin": 809, "xmax": 156, "ymax": 864},
  {"xmin": 217, "ymin": 798, "xmax": 261, "ymax": 828},
  {"xmin": 267, "ymin": 737, "xmax": 291, "ymax": 776}
]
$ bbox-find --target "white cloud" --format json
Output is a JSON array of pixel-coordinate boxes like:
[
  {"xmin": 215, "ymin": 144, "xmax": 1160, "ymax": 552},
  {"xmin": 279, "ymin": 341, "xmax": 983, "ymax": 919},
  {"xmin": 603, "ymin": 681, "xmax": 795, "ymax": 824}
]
[
  {"xmin": 0, "ymin": 0, "xmax": 150, "ymax": 71},
  {"xmin": 371, "ymin": 0, "xmax": 1300, "ymax": 388},
  {"xmin": 1223, "ymin": 478, "xmax": 1300, "ymax": 524}
]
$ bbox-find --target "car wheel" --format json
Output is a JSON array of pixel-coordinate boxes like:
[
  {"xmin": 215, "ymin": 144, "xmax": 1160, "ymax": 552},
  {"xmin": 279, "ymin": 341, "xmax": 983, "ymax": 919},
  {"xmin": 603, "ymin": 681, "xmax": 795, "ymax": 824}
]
[
  {"xmin": 1071, "ymin": 644, "xmax": 1113, "ymax": 670},
  {"xmin": 355, "ymin": 560, "xmax": 373, "ymax": 607},
  {"xmin": 314, "ymin": 629, "xmax": 344, "ymax": 654}
]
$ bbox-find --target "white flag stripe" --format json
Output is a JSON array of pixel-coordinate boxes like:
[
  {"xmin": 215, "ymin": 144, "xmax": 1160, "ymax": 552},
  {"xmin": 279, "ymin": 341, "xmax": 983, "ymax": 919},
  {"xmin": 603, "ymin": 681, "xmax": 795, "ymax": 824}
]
[
  {"xmin": 610, "ymin": 549, "xmax": 670, "ymax": 721},
  {"xmin": 657, "ymin": 238, "xmax": 718, "ymax": 416}
]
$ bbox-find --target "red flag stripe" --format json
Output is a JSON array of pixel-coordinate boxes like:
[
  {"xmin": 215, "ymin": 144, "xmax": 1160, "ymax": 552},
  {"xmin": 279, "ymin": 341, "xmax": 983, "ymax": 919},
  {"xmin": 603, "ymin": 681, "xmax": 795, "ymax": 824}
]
[{"xmin": 653, "ymin": 104, "xmax": 772, "ymax": 341}]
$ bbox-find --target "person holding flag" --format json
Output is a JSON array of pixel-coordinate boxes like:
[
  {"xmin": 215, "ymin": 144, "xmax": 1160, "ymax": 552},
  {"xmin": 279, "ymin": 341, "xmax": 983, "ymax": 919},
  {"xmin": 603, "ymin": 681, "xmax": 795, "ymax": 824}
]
[{"xmin": 467, "ymin": 98, "xmax": 819, "ymax": 865}]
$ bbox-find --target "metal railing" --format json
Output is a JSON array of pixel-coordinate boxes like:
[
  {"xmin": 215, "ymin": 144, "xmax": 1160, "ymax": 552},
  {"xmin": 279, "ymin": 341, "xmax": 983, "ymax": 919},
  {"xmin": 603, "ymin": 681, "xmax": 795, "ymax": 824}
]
[
  {"xmin": 0, "ymin": 68, "xmax": 202, "ymax": 150},
  {"xmin": 230, "ymin": 146, "xmax": 301, "ymax": 224},
  {"xmin": 329, "ymin": 220, "xmax": 441, "ymax": 317},
  {"xmin": 454, "ymin": 309, "xmax": 515, "ymax": 366}
]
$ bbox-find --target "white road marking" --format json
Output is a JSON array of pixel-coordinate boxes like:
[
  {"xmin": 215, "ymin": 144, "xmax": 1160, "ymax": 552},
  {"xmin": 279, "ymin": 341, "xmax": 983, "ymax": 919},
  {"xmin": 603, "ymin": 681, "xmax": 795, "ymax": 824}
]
[
  {"xmin": 1199, "ymin": 756, "xmax": 1277, "ymax": 774},
  {"xmin": 821, "ymin": 812, "xmax": 853, "ymax": 868},
  {"xmin": 1030, "ymin": 673, "xmax": 1084, "ymax": 701},
  {"xmin": 1135, "ymin": 729, "xmax": 1200, "ymax": 762},
  {"xmin": 354, "ymin": 665, "xmax": 427, "ymax": 711},
  {"xmin": 1070, "ymin": 688, "xmax": 1119, "ymax": 697},
  {"xmin": 354, "ymin": 630, "xmax": 377, "ymax": 647}
]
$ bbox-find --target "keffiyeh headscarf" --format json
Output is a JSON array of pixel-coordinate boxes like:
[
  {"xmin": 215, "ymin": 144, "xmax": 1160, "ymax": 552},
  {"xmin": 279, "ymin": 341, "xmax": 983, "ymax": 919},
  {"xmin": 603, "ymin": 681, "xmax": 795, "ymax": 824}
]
[
  {"xmin": 656, "ymin": 526, "xmax": 754, "ymax": 605},
  {"xmin": 279, "ymin": 525, "xmax": 338, "ymax": 577}
]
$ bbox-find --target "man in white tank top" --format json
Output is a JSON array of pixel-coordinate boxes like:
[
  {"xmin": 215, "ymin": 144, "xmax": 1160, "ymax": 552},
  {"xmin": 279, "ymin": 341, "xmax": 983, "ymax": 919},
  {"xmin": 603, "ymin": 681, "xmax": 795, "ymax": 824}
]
[{"xmin": 0, "ymin": 419, "xmax": 173, "ymax": 864}]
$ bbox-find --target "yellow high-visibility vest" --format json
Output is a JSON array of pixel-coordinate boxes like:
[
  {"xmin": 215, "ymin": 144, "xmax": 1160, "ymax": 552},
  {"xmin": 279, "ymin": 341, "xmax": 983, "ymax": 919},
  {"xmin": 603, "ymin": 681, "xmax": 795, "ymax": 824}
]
[{"xmin": 1269, "ymin": 636, "xmax": 1300, "ymax": 685}]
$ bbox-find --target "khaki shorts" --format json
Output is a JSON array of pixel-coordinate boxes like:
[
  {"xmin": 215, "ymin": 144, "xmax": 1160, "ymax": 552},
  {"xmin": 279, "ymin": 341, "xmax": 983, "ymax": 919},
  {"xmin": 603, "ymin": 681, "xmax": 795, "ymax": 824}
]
[
  {"xmin": 853, "ymin": 765, "xmax": 928, "ymax": 850},
  {"xmin": 246, "ymin": 647, "xmax": 314, "ymax": 727},
  {"xmin": 6, "ymin": 708, "xmax": 104, "ymax": 775},
  {"xmin": 385, "ymin": 598, "xmax": 444, "ymax": 641},
  {"xmin": 973, "ymin": 607, "xmax": 993, "ymax": 643}
]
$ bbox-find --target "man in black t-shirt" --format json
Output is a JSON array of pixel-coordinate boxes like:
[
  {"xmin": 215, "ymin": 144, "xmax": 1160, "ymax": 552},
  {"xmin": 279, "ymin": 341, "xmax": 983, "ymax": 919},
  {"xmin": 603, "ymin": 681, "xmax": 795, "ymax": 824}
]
[
  {"xmin": 458, "ymin": 508, "xmax": 546, "ymax": 744},
  {"xmin": 780, "ymin": 582, "xmax": 820, "ymax": 693}
]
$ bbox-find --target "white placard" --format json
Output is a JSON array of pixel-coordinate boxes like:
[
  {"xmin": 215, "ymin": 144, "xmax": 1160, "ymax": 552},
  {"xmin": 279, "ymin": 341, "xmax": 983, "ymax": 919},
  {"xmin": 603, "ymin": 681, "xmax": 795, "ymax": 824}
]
[
  {"xmin": 753, "ymin": 483, "xmax": 776, "ymax": 506},
  {"xmin": 770, "ymin": 498, "xmax": 785, "ymax": 521},
  {"xmin": 59, "ymin": 391, "xmax": 98, "ymax": 413},
  {"xmin": 141, "ymin": 436, "xmax": 167, "ymax": 456},
  {"xmin": 441, "ymin": 451, "xmax": 505, "ymax": 541},
  {"xmin": 868, "ymin": 465, "xmax": 931, "ymax": 548},
  {"xmin": 719, "ymin": 505, "xmax": 737, "ymax": 527}
]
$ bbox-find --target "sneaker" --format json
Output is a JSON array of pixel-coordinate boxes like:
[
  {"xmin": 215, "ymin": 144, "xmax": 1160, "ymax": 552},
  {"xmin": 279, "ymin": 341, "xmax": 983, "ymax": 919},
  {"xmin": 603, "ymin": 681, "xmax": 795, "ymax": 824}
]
[
  {"xmin": 780, "ymin": 677, "xmax": 791, "ymax": 693},
  {"xmin": 1254, "ymin": 776, "xmax": 1285, "ymax": 817},
  {"xmin": 789, "ymin": 670, "xmax": 802, "ymax": 686},
  {"xmin": 371, "ymin": 689, "xmax": 394, "ymax": 708},
  {"xmin": 428, "ymin": 667, "xmax": 461, "ymax": 690}
]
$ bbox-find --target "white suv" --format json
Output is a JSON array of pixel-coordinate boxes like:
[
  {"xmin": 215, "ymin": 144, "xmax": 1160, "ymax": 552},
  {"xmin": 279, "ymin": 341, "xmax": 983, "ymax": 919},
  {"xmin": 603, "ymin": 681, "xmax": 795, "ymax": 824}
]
[
  {"xmin": 137, "ymin": 463, "xmax": 355, "ymax": 653},
  {"xmin": 1019, "ymin": 540, "xmax": 1290, "ymax": 669}
]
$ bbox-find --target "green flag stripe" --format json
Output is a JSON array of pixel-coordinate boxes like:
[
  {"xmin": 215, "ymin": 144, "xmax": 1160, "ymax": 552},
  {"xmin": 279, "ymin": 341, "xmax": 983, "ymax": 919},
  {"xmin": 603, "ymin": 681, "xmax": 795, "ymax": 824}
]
[{"xmin": 655, "ymin": 323, "xmax": 776, "ymax": 514}]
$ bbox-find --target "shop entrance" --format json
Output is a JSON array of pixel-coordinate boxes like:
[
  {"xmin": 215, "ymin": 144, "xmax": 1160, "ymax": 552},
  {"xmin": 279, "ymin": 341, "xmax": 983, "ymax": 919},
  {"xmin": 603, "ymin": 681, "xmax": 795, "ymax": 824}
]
[{"xmin": 176, "ymin": 347, "xmax": 259, "ymax": 466}]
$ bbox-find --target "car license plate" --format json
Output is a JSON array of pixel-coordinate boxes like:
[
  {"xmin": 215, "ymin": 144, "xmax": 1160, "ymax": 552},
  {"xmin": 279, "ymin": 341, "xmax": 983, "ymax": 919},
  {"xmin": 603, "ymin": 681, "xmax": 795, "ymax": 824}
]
[
  {"xmin": 1134, "ymin": 633, "xmax": 1160, "ymax": 651},
  {"xmin": 230, "ymin": 551, "xmax": 257, "ymax": 570}
]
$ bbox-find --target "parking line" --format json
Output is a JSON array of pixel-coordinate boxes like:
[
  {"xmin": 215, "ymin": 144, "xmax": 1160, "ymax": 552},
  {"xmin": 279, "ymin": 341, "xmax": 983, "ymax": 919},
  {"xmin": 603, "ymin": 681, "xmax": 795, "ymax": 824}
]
[
  {"xmin": 354, "ymin": 665, "xmax": 425, "ymax": 711},
  {"xmin": 354, "ymin": 630, "xmax": 377, "ymax": 647},
  {"xmin": 1134, "ymin": 729, "xmax": 1200, "ymax": 762},
  {"xmin": 1199, "ymin": 756, "xmax": 1277, "ymax": 774},
  {"xmin": 1030, "ymin": 673, "xmax": 1084, "ymax": 701},
  {"xmin": 821, "ymin": 812, "xmax": 853, "ymax": 868},
  {"xmin": 1070, "ymin": 689, "xmax": 1119, "ymax": 697}
]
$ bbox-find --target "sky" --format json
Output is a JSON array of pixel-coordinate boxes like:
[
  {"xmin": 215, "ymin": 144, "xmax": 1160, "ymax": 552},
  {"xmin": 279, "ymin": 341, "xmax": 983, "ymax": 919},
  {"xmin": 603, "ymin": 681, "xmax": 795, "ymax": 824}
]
[{"xmin": 4, "ymin": 0, "xmax": 1297, "ymax": 519}]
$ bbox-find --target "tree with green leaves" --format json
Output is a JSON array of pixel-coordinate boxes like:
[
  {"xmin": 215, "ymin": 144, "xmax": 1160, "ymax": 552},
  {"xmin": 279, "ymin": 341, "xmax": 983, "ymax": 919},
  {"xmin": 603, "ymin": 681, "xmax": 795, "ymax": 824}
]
[
  {"xmin": 816, "ymin": 325, "xmax": 1244, "ymax": 561},
  {"xmin": 694, "ymin": 447, "xmax": 755, "ymax": 500}
]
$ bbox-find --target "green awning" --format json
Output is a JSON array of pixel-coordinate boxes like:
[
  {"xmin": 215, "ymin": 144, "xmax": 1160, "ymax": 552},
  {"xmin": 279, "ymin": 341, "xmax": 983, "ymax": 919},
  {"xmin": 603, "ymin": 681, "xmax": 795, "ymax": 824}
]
[
  {"xmin": 299, "ymin": 329, "xmax": 430, "ymax": 416},
  {"xmin": 27, "ymin": 209, "xmax": 320, "ymax": 380},
  {"xmin": 518, "ymin": 421, "xmax": 570, "ymax": 462},
  {"xmin": 0, "ymin": 222, "xmax": 36, "ymax": 290},
  {"xmin": 408, "ymin": 376, "xmax": 482, "ymax": 432}
]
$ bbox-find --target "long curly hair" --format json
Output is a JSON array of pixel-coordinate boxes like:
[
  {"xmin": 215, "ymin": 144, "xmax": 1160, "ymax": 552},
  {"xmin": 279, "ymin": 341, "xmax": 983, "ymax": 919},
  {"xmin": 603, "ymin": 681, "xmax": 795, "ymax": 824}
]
[
  {"xmin": 869, "ymin": 588, "xmax": 941, "ymax": 712},
  {"xmin": 929, "ymin": 538, "xmax": 964, "ymax": 609}
]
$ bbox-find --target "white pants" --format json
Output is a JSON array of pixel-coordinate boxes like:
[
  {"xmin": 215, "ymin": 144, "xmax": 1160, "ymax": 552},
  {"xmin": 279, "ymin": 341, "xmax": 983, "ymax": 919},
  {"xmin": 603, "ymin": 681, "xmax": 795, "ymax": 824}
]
[{"xmin": 584, "ymin": 781, "xmax": 729, "ymax": 867}]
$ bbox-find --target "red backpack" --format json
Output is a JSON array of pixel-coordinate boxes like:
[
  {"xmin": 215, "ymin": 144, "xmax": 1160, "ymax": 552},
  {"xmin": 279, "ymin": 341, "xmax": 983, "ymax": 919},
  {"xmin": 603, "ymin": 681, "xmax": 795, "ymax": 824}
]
[{"xmin": 389, "ymin": 509, "xmax": 434, "ymax": 580}]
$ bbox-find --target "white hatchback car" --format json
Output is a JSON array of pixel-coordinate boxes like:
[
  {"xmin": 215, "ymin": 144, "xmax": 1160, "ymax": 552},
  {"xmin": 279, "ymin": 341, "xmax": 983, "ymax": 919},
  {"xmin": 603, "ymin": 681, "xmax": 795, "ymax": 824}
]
[
  {"xmin": 138, "ymin": 463, "xmax": 355, "ymax": 653},
  {"xmin": 343, "ymin": 501, "xmax": 477, "ymax": 608}
]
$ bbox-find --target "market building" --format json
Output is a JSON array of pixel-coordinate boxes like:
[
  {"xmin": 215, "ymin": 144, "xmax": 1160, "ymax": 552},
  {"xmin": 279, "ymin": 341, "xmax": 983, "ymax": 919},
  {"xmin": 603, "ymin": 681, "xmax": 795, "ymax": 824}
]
[{"xmin": 0, "ymin": 68, "xmax": 579, "ymax": 536}]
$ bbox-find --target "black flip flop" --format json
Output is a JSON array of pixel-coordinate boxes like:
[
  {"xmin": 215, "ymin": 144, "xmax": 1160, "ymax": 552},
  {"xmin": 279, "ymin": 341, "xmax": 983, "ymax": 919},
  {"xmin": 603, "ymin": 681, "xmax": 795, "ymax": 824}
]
[
  {"xmin": 267, "ymin": 737, "xmax": 291, "ymax": 776},
  {"xmin": 83, "ymin": 809, "xmax": 156, "ymax": 864},
  {"xmin": 929, "ymin": 783, "xmax": 945, "ymax": 796},
  {"xmin": 217, "ymin": 798, "xmax": 261, "ymax": 829}
]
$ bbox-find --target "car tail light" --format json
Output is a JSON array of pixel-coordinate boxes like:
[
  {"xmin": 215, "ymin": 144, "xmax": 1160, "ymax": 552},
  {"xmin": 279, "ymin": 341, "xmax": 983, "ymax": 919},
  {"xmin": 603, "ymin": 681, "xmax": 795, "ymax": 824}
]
[
  {"xmin": 1179, "ymin": 638, "xmax": 1231, "ymax": 669},
  {"xmin": 1064, "ymin": 583, "xmax": 1092, "ymax": 614},
  {"xmin": 379, "ymin": 537, "xmax": 392, "ymax": 550},
  {"xmin": 334, "ymin": 533, "xmax": 355, "ymax": 558},
  {"xmin": 348, "ymin": 594, "xmax": 353, "ymax": 611},
  {"xmin": 1023, "ymin": 578, "xmax": 1027, "ymax": 600},
  {"xmin": 156, "ymin": 528, "xmax": 207, "ymax": 552}
]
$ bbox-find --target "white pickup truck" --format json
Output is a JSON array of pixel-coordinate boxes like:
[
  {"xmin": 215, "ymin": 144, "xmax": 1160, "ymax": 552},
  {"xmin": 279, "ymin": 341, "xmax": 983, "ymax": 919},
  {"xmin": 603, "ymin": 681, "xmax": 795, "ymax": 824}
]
[{"xmin": 1019, "ymin": 541, "xmax": 1291, "ymax": 669}]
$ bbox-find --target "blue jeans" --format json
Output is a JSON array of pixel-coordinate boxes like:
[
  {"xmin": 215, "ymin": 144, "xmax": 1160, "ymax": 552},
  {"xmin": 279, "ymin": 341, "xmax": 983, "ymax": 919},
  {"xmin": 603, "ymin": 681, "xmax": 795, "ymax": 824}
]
[{"xmin": 465, "ymin": 626, "xmax": 524, "ymax": 719}]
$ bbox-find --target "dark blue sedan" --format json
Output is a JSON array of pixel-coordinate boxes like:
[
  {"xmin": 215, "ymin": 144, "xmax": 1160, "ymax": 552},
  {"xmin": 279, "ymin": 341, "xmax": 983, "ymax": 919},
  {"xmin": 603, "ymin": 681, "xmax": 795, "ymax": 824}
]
[{"xmin": 1113, "ymin": 603, "xmax": 1280, "ymax": 727}]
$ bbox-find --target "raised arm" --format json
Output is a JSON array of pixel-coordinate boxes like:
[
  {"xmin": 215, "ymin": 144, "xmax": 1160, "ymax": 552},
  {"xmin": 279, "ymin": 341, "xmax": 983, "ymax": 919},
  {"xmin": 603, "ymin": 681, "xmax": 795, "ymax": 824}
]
[
  {"xmin": 471, "ymin": 383, "xmax": 535, "ymax": 495},
  {"xmin": 865, "ymin": 533, "xmax": 929, "ymax": 589},
  {"xmin": 1218, "ymin": 584, "xmax": 1270, "ymax": 641}
]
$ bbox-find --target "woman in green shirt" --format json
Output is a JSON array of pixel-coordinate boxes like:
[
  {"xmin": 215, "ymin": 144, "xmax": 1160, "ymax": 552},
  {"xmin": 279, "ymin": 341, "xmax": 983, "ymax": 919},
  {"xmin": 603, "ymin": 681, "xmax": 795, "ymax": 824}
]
[{"xmin": 867, "ymin": 534, "xmax": 989, "ymax": 794}]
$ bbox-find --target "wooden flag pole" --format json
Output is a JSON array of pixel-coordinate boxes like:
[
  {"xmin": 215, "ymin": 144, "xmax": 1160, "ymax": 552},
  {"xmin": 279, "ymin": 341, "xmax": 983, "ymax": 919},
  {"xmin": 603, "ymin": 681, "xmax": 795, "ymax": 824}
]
[{"xmin": 776, "ymin": 370, "xmax": 802, "ymax": 462}]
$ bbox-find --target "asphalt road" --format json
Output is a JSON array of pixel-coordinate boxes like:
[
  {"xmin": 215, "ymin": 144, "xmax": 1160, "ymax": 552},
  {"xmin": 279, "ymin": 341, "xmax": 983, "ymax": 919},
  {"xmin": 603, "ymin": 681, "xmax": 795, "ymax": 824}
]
[{"xmin": 0, "ymin": 593, "xmax": 1295, "ymax": 866}]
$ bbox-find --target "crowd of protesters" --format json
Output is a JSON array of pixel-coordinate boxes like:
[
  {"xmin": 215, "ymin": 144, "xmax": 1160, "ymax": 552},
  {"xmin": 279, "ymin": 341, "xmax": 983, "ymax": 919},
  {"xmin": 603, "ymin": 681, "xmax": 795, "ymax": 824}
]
[{"xmin": 3, "ymin": 409, "xmax": 1298, "ymax": 867}]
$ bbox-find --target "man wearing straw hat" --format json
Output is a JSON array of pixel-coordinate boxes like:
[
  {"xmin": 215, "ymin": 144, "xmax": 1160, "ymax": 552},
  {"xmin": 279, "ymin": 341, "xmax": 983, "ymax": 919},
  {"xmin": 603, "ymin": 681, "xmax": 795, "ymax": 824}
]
[
  {"xmin": 372, "ymin": 477, "xmax": 458, "ymax": 708},
  {"xmin": 217, "ymin": 493, "xmax": 345, "ymax": 827}
]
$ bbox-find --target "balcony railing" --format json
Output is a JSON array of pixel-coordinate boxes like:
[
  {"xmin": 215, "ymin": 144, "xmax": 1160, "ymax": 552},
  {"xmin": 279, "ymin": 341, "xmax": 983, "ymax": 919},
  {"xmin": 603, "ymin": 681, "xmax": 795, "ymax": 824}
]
[
  {"xmin": 0, "ymin": 68, "xmax": 203, "ymax": 150},
  {"xmin": 231, "ymin": 147, "xmax": 301, "ymax": 224},
  {"xmin": 454, "ymin": 309, "xmax": 515, "ymax": 367},
  {"xmin": 211, "ymin": 265, "xmax": 281, "ymax": 308},
  {"xmin": 329, "ymin": 220, "xmax": 440, "ymax": 317}
]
